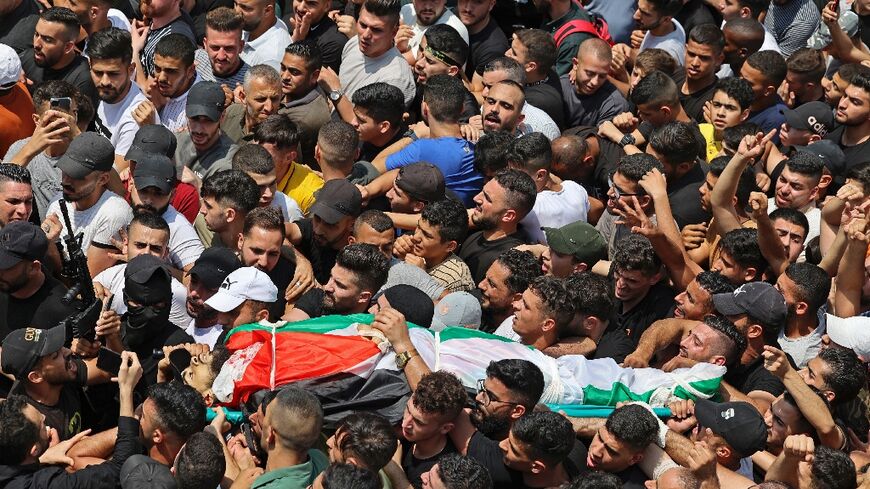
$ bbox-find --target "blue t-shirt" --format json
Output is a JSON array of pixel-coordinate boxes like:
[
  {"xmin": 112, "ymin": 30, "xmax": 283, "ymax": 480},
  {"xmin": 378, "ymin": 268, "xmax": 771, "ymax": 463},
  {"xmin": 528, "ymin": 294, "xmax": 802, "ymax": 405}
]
[
  {"xmin": 748, "ymin": 99, "xmax": 787, "ymax": 145},
  {"xmin": 385, "ymin": 137, "xmax": 482, "ymax": 207}
]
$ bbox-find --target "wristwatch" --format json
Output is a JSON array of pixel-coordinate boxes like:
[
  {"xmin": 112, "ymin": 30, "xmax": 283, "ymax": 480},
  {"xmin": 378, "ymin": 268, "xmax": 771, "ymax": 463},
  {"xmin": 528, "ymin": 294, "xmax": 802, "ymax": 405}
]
[
  {"xmin": 395, "ymin": 349, "xmax": 419, "ymax": 370},
  {"xmin": 328, "ymin": 88, "xmax": 344, "ymax": 102},
  {"xmin": 619, "ymin": 133, "xmax": 636, "ymax": 148}
]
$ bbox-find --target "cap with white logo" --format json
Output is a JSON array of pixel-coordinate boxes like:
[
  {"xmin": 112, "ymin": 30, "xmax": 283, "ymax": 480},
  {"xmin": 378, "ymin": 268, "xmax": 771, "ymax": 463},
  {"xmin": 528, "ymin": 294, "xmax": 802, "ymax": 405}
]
[{"xmin": 204, "ymin": 267, "xmax": 278, "ymax": 312}]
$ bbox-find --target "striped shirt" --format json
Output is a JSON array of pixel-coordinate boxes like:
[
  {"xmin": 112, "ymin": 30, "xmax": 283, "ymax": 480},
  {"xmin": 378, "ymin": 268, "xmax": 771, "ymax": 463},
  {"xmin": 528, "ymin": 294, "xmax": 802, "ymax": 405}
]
[
  {"xmin": 194, "ymin": 48, "xmax": 250, "ymax": 89},
  {"xmin": 764, "ymin": 0, "xmax": 820, "ymax": 57},
  {"xmin": 428, "ymin": 255, "xmax": 475, "ymax": 294}
]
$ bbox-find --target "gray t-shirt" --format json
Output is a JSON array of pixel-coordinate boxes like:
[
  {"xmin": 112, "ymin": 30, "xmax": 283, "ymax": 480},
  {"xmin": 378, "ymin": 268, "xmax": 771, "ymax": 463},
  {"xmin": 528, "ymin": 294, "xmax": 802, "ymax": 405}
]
[
  {"xmin": 4, "ymin": 138, "xmax": 62, "ymax": 219},
  {"xmin": 560, "ymin": 75, "xmax": 631, "ymax": 129},
  {"xmin": 778, "ymin": 321, "xmax": 825, "ymax": 369},
  {"xmin": 339, "ymin": 36, "xmax": 416, "ymax": 107},
  {"xmin": 175, "ymin": 131, "xmax": 238, "ymax": 180}
]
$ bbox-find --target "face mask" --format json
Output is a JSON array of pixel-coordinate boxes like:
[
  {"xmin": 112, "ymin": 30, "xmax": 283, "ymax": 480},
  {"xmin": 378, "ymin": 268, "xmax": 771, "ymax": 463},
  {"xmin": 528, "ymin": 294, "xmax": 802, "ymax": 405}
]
[{"xmin": 122, "ymin": 302, "xmax": 171, "ymax": 348}]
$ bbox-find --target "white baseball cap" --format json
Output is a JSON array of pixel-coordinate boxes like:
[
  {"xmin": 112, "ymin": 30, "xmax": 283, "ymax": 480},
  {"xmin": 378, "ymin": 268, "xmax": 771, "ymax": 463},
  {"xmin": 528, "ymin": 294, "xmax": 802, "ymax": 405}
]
[
  {"xmin": 0, "ymin": 44, "xmax": 21, "ymax": 89},
  {"xmin": 825, "ymin": 313, "xmax": 870, "ymax": 361},
  {"xmin": 205, "ymin": 267, "xmax": 278, "ymax": 312}
]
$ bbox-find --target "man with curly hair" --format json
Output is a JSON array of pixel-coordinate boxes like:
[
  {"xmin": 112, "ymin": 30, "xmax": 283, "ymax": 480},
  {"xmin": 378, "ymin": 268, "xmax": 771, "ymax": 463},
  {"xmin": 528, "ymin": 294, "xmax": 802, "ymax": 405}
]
[
  {"xmin": 400, "ymin": 371, "xmax": 468, "ymax": 488},
  {"xmin": 507, "ymin": 276, "xmax": 575, "ymax": 355}
]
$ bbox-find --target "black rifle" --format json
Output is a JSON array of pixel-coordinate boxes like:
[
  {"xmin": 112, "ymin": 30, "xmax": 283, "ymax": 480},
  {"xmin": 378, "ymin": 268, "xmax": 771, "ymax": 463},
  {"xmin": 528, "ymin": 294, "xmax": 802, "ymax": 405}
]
[{"xmin": 57, "ymin": 199, "xmax": 98, "ymax": 341}]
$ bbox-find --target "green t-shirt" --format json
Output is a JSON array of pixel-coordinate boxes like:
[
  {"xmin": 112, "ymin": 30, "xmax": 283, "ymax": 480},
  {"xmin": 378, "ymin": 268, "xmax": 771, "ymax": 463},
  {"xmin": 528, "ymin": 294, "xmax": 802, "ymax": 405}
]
[{"xmin": 251, "ymin": 449, "xmax": 329, "ymax": 489}]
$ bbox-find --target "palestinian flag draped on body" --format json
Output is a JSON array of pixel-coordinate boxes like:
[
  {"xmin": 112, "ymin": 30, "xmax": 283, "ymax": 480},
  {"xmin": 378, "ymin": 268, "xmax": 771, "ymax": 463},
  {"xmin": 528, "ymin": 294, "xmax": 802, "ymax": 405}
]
[{"xmin": 214, "ymin": 315, "xmax": 726, "ymax": 426}]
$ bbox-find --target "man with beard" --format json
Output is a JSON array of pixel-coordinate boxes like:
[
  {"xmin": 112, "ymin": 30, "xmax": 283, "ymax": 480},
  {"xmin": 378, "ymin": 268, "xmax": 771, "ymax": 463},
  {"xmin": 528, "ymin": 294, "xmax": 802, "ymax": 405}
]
[
  {"xmin": 458, "ymin": 0, "xmax": 507, "ymax": 80},
  {"xmin": 134, "ymin": 34, "xmax": 199, "ymax": 133},
  {"xmin": 460, "ymin": 169, "xmax": 536, "ymax": 284},
  {"xmin": 87, "ymin": 28, "xmax": 159, "ymax": 171},
  {"xmin": 118, "ymin": 254, "xmax": 193, "ymax": 388},
  {"xmin": 765, "ymin": 151, "xmax": 826, "ymax": 251},
  {"xmin": 238, "ymin": 207, "xmax": 295, "ymax": 320},
  {"xmin": 0, "ymin": 222, "xmax": 76, "ymax": 338},
  {"xmin": 826, "ymin": 74, "xmax": 870, "ymax": 168},
  {"xmin": 194, "ymin": 8, "xmax": 250, "ymax": 88},
  {"xmin": 411, "ymin": 25, "xmax": 478, "ymax": 124},
  {"xmin": 130, "ymin": 152, "xmax": 204, "ymax": 277},
  {"xmin": 288, "ymin": 0, "xmax": 349, "ymax": 73},
  {"xmin": 222, "ymin": 65, "xmax": 282, "ymax": 142},
  {"xmin": 480, "ymin": 80, "xmax": 526, "ymax": 136},
  {"xmin": 93, "ymin": 210, "xmax": 193, "ymax": 331},
  {"xmin": 287, "ymin": 179, "xmax": 362, "ymax": 284},
  {"xmin": 465, "ymin": 360, "xmax": 544, "ymax": 440},
  {"xmin": 399, "ymin": 0, "xmax": 468, "ymax": 65},
  {"xmin": 204, "ymin": 266, "xmax": 278, "ymax": 333},
  {"xmin": 132, "ymin": 0, "xmax": 196, "ymax": 87},
  {"xmin": 477, "ymin": 249, "xmax": 543, "ymax": 332},
  {"xmin": 176, "ymin": 81, "xmax": 239, "ymax": 184},
  {"xmin": 1, "ymin": 323, "xmax": 96, "ymax": 440},
  {"xmin": 42, "ymin": 132, "xmax": 133, "ymax": 277},
  {"xmin": 195, "ymin": 169, "xmax": 260, "ymax": 249},
  {"xmin": 183, "ymin": 247, "xmax": 241, "ymax": 346},
  {"xmin": 278, "ymin": 42, "xmax": 330, "ymax": 167},
  {"xmin": 236, "ymin": 0, "xmax": 290, "ymax": 71},
  {"xmin": 0, "ymin": 164, "xmax": 33, "ymax": 227},
  {"xmin": 19, "ymin": 8, "xmax": 97, "ymax": 107},
  {"xmin": 5, "ymin": 80, "xmax": 80, "ymax": 219},
  {"xmin": 285, "ymin": 243, "xmax": 389, "ymax": 320},
  {"xmin": 633, "ymin": 0, "xmax": 685, "ymax": 66}
]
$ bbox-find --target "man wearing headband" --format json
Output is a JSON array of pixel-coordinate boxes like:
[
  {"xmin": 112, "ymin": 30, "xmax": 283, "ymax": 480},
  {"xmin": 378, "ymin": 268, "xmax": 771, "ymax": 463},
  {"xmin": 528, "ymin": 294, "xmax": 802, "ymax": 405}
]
[
  {"xmin": 411, "ymin": 24, "xmax": 479, "ymax": 124},
  {"xmin": 399, "ymin": 0, "xmax": 468, "ymax": 64}
]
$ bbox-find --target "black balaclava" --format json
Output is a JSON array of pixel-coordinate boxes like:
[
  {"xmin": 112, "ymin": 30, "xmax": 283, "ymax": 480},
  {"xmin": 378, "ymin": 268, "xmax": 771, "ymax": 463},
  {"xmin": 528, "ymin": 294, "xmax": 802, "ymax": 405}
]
[{"xmin": 122, "ymin": 255, "xmax": 172, "ymax": 348}]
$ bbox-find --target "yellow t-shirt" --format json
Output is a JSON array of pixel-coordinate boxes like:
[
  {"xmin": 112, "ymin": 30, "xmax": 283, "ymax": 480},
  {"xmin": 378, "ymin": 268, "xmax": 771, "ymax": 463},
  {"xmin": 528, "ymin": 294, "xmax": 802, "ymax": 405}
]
[
  {"xmin": 277, "ymin": 162, "xmax": 324, "ymax": 215},
  {"xmin": 699, "ymin": 123, "xmax": 723, "ymax": 162}
]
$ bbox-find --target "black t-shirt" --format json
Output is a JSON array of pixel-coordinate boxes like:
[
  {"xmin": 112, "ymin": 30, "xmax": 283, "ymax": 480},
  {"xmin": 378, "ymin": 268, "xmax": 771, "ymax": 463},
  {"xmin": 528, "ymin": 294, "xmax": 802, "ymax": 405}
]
[
  {"xmin": 293, "ymin": 287, "xmax": 325, "ymax": 318},
  {"xmin": 296, "ymin": 218, "xmax": 340, "ymax": 285},
  {"xmin": 680, "ymin": 79, "xmax": 718, "ymax": 124},
  {"xmin": 266, "ymin": 254, "xmax": 295, "ymax": 321},
  {"xmin": 667, "ymin": 163, "xmax": 710, "ymax": 229},
  {"xmin": 526, "ymin": 74, "xmax": 566, "ymax": 130},
  {"xmin": 724, "ymin": 356, "xmax": 785, "ymax": 398},
  {"xmin": 11, "ymin": 359, "xmax": 89, "ymax": 441},
  {"xmin": 3, "ymin": 275, "xmax": 78, "ymax": 339},
  {"xmin": 401, "ymin": 437, "xmax": 459, "ymax": 488},
  {"xmin": 561, "ymin": 126, "xmax": 626, "ymax": 201},
  {"xmin": 459, "ymin": 231, "xmax": 526, "ymax": 285},
  {"xmin": 304, "ymin": 17, "xmax": 349, "ymax": 73},
  {"xmin": 856, "ymin": 8, "xmax": 870, "ymax": 49},
  {"xmin": 20, "ymin": 53, "xmax": 98, "ymax": 109},
  {"xmin": 825, "ymin": 125, "xmax": 870, "ymax": 171},
  {"xmin": 674, "ymin": 0, "xmax": 720, "ymax": 42},
  {"xmin": 0, "ymin": 0, "xmax": 39, "ymax": 53},
  {"xmin": 467, "ymin": 431, "xmax": 587, "ymax": 489},
  {"xmin": 360, "ymin": 126, "xmax": 408, "ymax": 163},
  {"xmin": 126, "ymin": 320, "xmax": 194, "ymax": 390},
  {"xmin": 615, "ymin": 281, "xmax": 676, "ymax": 346},
  {"xmin": 466, "ymin": 17, "xmax": 510, "ymax": 80},
  {"xmin": 592, "ymin": 329, "xmax": 635, "ymax": 364}
]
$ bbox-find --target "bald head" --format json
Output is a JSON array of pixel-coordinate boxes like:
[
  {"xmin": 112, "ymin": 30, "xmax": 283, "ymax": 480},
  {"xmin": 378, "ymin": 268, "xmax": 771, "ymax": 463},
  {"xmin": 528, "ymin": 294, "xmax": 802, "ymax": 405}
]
[{"xmin": 576, "ymin": 37, "xmax": 611, "ymax": 63}]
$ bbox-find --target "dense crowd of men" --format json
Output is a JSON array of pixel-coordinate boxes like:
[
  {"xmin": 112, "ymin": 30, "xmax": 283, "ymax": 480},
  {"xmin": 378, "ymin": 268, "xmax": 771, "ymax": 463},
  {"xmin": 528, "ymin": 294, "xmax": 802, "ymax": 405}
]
[{"xmin": 2, "ymin": 0, "xmax": 870, "ymax": 487}]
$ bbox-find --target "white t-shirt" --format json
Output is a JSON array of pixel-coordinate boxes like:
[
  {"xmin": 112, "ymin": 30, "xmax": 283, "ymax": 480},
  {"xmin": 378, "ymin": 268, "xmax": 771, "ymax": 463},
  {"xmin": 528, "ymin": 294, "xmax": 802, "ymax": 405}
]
[
  {"xmin": 94, "ymin": 82, "xmax": 159, "ymax": 160},
  {"xmin": 47, "ymin": 190, "xmax": 133, "ymax": 253},
  {"xmin": 241, "ymin": 18, "xmax": 290, "ymax": 71},
  {"xmin": 520, "ymin": 180, "xmax": 590, "ymax": 244},
  {"xmin": 160, "ymin": 77, "xmax": 199, "ymax": 133},
  {"xmin": 163, "ymin": 205, "xmax": 204, "ymax": 269},
  {"xmin": 95, "ymin": 263, "xmax": 193, "ymax": 329},
  {"xmin": 185, "ymin": 320, "xmax": 224, "ymax": 348},
  {"xmin": 639, "ymin": 19, "xmax": 686, "ymax": 66},
  {"xmin": 400, "ymin": 4, "xmax": 469, "ymax": 58},
  {"xmin": 777, "ymin": 321, "xmax": 825, "ymax": 369},
  {"xmin": 493, "ymin": 315, "xmax": 521, "ymax": 342},
  {"xmin": 272, "ymin": 191, "xmax": 304, "ymax": 222}
]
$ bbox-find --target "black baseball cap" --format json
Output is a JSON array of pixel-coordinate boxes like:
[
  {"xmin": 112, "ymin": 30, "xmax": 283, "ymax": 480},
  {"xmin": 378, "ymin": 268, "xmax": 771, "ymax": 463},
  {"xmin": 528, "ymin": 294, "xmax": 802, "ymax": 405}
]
[
  {"xmin": 125, "ymin": 124, "xmax": 177, "ymax": 163},
  {"xmin": 712, "ymin": 282, "xmax": 787, "ymax": 328},
  {"xmin": 694, "ymin": 399, "xmax": 767, "ymax": 457},
  {"xmin": 310, "ymin": 179, "xmax": 362, "ymax": 224},
  {"xmin": 133, "ymin": 153, "xmax": 176, "ymax": 193},
  {"xmin": 120, "ymin": 455, "xmax": 177, "ymax": 489},
  {"xmin": 186, "ymin": 81, "xmax": 226, "ymax": 122},
  {"xmin": 781, "ymin": 101, "xmax": 834, "ymax": 138},
  {"xmin": 57, "ymin": 132, "xmax": 115, "ymax": 179},
  {"xmin": 0, "ymin": 221, "xmax": 48, "ymax": 270},
  {"xmin": 188, "ymin": 247, "xmax": 242, "ymax": 289},
  {"xmin": 1, "ymin": 324, "xmax": 66, "ymax": 378},
  {"xmin": 395, "ymin": 162, "xmax": 446, "ymax": 203}
]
